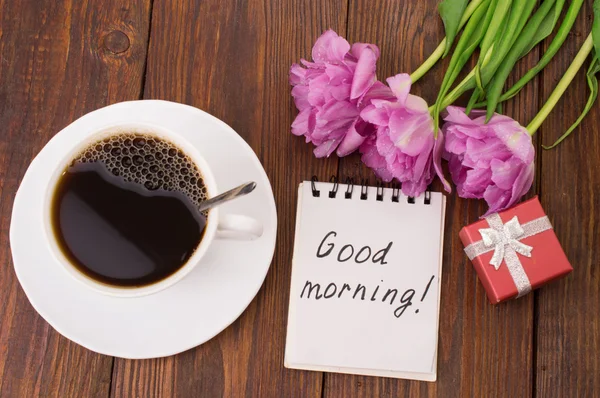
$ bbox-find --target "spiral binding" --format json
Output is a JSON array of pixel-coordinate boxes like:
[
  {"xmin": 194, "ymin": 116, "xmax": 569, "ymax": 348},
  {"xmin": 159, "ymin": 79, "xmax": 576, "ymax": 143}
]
[
  {"xmin": 344, "ymin": 177, "xmax": 354, "ymax": 199},
  {"xmin": 328, "ymin": 175, "xmax": 339, "ymax": 198},
  {"xmin": 360, "ymin": 179, "xmax": 368, "ymax": 200},
  {"xmin": 310, "ymin": 176, "xmax": 320, "ymax": 197},
  {"xmin": 310, "ymin": 175, "xmax": 431, "ymax": 205}
]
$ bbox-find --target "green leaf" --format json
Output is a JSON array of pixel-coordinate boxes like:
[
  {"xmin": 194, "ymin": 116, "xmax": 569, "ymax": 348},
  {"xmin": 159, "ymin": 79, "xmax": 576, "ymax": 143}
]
[
  {"xmin": 465, "ymin": 88, "xmax": 482, "ymax": 114},
  {"xmin": 474, "ymin": 64, "xmax": 484, "ymax": 92},
  {"xmin": 477, "ymin": 0, "xmax": 511, "ymax": 74},
  {"xmin": 433, "ymin": 0, "xmax": 492, "ymax": 134},
  {"xmin": 593, "ymin": 0, "xmax": 600, "ymax": 62},
  {"xmin": 441, "ymin": 0, "xmax": 535, "ymax": 113},
  {"xmin": 485, "ymin": 0, "xmax": 558, "ymax": 120},
  {"xmin": 479, "ymin": 0, "xmax": 537, "ymax": 87},
  {"xmin": 437, "ymin": 0, "xmax": 492, "ymax": 98},
  {"xmin": 439, "ymin": 0, "xmax": 470, "ymax": 57},
  {"xmin": 472, "ymin": 0, "xmax": 584, "ymax": 109},
  {"xmin": 543, "ymin": 56, "xmax": 600, "ymax": 149},
  {"xmin": 519, "ymin": 0, "xmax": 565, "ymax": 58}
]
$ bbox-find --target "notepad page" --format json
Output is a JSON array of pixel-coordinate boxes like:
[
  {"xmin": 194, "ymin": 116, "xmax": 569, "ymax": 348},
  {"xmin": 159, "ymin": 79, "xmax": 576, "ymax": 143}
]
[{"xmin": 285, "ymin": 181, "xmax": 446, "ymax": 380}]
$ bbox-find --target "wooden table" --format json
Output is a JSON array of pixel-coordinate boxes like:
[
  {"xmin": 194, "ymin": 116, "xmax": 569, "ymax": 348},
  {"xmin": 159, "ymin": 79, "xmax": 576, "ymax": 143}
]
[{"xmin": 1, "ymin": 0, "xmax": 598, "ymax": 396}]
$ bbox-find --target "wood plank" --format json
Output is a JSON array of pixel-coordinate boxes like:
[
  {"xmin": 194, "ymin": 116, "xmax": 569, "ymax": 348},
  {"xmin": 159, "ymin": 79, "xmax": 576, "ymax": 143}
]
[
  {"xmin": 536, "ymin": 5, "xmax": 600, "ymax": 396},
  {"xmin": 328, "ymin": 0, "xmax": 540, "ymax": 396},
  {"xmin": 0, "ymin": 0, "xmax": 151, "ymax": 396},
  {"xmin": 110, "ymin": 0, "xmax": 346, "ymax": 396}
]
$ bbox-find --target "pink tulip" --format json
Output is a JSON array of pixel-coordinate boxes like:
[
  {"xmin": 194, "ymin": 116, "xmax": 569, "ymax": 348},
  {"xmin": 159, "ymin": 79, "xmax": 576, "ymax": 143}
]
[
  {"xmin": 290, "ymin": 30, "xmax": 394, "ymax": 157},
  {"xmin": 359, "ymin": 74, "xmax": 450, "ymax": 197},
  {"xmin": 442, "ymin": 106, "xmax": 535, "ymax": 216}
]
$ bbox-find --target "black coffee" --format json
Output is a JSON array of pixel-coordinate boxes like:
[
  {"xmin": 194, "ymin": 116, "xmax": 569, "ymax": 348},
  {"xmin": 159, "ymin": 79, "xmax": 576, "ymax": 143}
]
[{"xmin": 51, "ymin": 133, "xmax": 208, "ymax": 287}]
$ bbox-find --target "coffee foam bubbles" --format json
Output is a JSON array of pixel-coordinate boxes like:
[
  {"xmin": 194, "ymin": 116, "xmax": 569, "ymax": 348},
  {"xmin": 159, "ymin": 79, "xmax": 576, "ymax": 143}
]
[{"xmin": 75, "ymin": 133, "xmax": 207, "ymax": 206}]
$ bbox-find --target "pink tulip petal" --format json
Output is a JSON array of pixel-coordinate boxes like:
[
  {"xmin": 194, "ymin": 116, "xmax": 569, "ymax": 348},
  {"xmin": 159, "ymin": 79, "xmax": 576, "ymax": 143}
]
[
  {"xmin": 356, "ymin": 118, "xmax": 377, "ymax": 137},
  {"xmin": 490, "ymin": 158, "xmax": 522, "ymax": 190},
  {"xmin": 463, "ymin": 137, "xmax": 511, "ymax": 167},
  {"xmin": 444, "ymin": 106, "xmax": 484, "ymax": 126},
  {"xmin": 443, "ymin": 126, "xmax": 468, "ymax": 155},
  {"xmin": 290, "ymin": 64, "xmax": 307, "ymax": 85},
  {"xmin": 462, "ymin": 167, "xmax": 492, "ymax": 198},
  {"xmin": 509, "ymin": 161, "xmax": 534, "ymax": 205},
  {"xmin": 494, "ymin": 124, "xmax": 534, "ymax": 163},
  {"xmin": 313, "ymin": 127, "xmax": 347, "ymax": 157},
  {"xmin": 311, "ymin": 30, "xmax": 351, "ymax": 64},
  {"xmin": 360, "ymin": 104, "xmax": 389, "ymax": 126},
  {"xmin": 350, "ymin": 47, "xmax": 377, "ymax": 100},
  {"xmin": 484, "ymin": 112, "xmax": 522, "ymax": 126},
  {"xmin": 329, "ymin": 84, "xmax": 352, "ymax": 101},
  {"xmin": 317, "ymin": 118, "xmax": 356, "ymax": 136},
  {"xmin": 483, "ymin": 185, "xmax": 512, "ymax": 216},
  {"xmin": 300, "ymin": 59, "xmax": 323, "ymax": 69},
  {"xmin": 388, "ymin": 156, "xmax": 408, "ymax": 178},
  {"xmin": 401, "ymin": 179, "xmax": 429, "ymax": 197},
  {"xmin": 306, "ymin": 72, "xmax": 331, "ymax": 106},
  {"xmin": 405, "ymin": 94, "xmax": 429, "ymax": 113},
  {"xmin": 291, "ymin": 85, "xmax": 310, "ymax": 111},
  {"xmin": 388, "ymin": 111, "xmax": 433, "ymax": 156},
  {"xmin": 433, "ymin": 132, "xmax": 451, "ymax": 193},
  {"xmin": 291, "ymin": 108, "xmax": 311, "ymax": 136},
  {"xmin": 386, "ymin": 74, "xmax": 412, "ymax": 104},
  {"xmin": 409, "ymin": 139, "xmax": 434, "ymax": 181},
  {"xmin": 448, "ymin": 155, "xmax": 467, "ymax": 184},
  {"xmin": 350, "ymin": 42, "xmax": 381, "ymax": 60},
  {"xmin": 320, "ymin": 99, "xmax": 359, "ymax": 119},
  {"xmin": 374, "ymin": 127, "xmax": 396, "ymax": 157},
  {"xmin": 360, "ymin": 136, "xmax": 393, "ymax": 182},
  {"xmin": 361, "ymin": 81, "xmax": 395, "ymax": 105},
  {"xmin": 336, "ymin": 120, "xmax": 375, "ymax": 157},
  {"xmin": 325, "ymin": 63, "xmax": 353, "ymax": 85},
  {"xmin": 313, "ymin": 139, "xmax": 339, "ymax": 158}
]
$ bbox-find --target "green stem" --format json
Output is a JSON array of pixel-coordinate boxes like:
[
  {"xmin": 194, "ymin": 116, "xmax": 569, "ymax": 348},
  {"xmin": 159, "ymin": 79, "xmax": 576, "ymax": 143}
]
[
  {"xmin": 526, "ymin": 33, "xmax": 593, "ymax": 135},
  {"xmin": 411, "ymin": 41, "xmax": 445, "ymax": 83},
  {"xmin": 429, "ymin": 69, "xmax": 476, "ymax": 112},
  {"xmin": 410, "ymin": 0, "xmax": 484, "ymax": 83}
]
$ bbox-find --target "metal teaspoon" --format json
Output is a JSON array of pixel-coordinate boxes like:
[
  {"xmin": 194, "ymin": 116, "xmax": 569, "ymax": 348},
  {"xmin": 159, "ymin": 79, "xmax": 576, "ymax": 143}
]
[{"xmin": 197, "ymin": 182, "xmax": 257, "ymax": 213}]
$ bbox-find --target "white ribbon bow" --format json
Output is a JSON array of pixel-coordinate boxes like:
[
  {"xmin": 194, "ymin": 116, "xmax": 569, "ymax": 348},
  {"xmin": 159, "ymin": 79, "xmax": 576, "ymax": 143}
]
[
  {"xmin": 478, "ymin": 216, "xmax": 533, "ymax": 270},
  {"xmin": 464, "ymin": 213, "xmax": 552, "ymax": 298}
]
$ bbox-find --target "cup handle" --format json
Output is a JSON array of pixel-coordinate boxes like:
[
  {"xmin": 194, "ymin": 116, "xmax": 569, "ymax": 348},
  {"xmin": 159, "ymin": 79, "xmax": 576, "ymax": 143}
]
[{"xmin": 216, "ymin": 214, "xmax": 263, "ymax": 240}]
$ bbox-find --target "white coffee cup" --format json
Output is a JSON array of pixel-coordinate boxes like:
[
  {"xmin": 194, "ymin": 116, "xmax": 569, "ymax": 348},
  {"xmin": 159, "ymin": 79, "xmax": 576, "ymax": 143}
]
[{"xmin": 43, "ymin": 122, "xmax": 263, "ymax": 298}]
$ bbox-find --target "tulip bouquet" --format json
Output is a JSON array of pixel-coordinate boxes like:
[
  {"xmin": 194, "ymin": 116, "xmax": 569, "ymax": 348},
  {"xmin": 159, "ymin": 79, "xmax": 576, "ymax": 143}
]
[{"xmin": 290, "ymin": 0, "xmax": 600, "ymax": 216}]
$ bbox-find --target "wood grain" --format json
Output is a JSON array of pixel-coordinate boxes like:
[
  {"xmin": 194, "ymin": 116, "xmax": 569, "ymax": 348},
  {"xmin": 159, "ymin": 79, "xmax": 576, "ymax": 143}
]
[
  {"xmin": 0, "ymin": 0, "xmax": 151, "ymax": 396},
  {"xmin": 329, "ymin": 1, "xmax": 541, "ymax": 396},
  {"xmin": 110, "ymin": 0, "xmax": 346, "ymax": 396},
  {"xmin": 536, "ymin": 5, "xmax": 600, "ymax": 396}
]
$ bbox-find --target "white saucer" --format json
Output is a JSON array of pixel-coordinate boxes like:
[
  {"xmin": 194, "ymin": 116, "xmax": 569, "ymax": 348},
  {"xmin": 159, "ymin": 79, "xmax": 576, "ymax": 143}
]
[{"xmin": 10, "ymin": 100, "xmax": 277, "ymax": 359}]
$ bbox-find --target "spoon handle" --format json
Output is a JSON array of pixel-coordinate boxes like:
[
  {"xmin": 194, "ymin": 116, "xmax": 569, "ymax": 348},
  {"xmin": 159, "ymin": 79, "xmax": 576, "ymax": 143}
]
[{"xmin": 197, "ymin": 182, "xmax": 257, "ymax": 213}]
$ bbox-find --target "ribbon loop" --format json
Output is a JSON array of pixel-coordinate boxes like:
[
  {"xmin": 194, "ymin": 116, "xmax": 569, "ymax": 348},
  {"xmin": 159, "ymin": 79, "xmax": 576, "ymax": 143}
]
[
  {"xmin": 504, "ymin": 216, "xmax": 525, "ymax": 239},
  {"xmin": 480, "ymin": 228, "xmax": 501, "ymax": 248},
  {"xmin": 510, "ymin": 240, "xmax": 532, "ymax": 258}
]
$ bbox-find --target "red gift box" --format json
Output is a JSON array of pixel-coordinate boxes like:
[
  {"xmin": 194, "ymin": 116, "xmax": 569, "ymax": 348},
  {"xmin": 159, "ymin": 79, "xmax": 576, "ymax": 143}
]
[{"xmin": 459, "ymin": 197, "xmax": 572, "ymax": 304}]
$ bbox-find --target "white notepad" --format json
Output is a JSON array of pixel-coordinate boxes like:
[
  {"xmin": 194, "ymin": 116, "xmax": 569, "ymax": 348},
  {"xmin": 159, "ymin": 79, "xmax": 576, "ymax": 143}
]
[{"xmin": 285, "ymin": 180, "xmax": 446, "ymax": 381}]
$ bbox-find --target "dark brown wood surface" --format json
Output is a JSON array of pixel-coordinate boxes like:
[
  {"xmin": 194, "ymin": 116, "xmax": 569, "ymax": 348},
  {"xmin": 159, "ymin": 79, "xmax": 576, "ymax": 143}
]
[
  {"xmin": 0, "ymin": 0, "xmax": 598, "ymax": 397},
  {"xmin": 537, "ymin": 3, "xmax": 600, "ymax": 397},
  {"xmin": 0, "ymin": 0, "xmax": 151, "ymax": 396}
]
